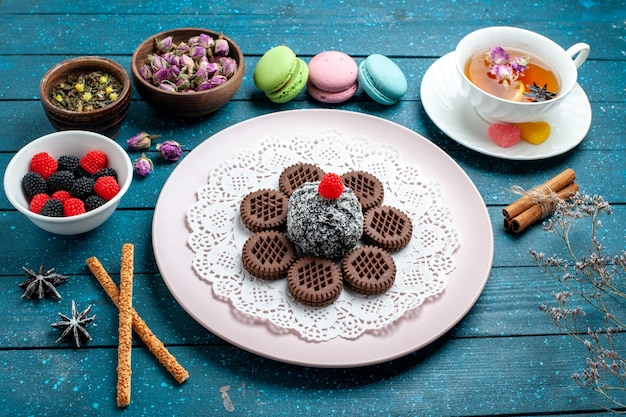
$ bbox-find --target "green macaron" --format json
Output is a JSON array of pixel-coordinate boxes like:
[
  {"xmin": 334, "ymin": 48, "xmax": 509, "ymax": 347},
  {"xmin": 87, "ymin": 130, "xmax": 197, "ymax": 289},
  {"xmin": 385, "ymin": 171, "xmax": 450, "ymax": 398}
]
[{"xmin": 254, "ymin": 45, "xmax": 308, "ymax": 104}]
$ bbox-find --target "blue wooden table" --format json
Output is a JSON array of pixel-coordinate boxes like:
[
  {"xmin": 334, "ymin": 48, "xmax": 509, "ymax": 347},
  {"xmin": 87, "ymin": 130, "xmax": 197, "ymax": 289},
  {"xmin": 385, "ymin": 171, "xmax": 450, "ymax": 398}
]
[{"xmin": 1, "ymin": 1, "xmax": 625, "ymax": 416}]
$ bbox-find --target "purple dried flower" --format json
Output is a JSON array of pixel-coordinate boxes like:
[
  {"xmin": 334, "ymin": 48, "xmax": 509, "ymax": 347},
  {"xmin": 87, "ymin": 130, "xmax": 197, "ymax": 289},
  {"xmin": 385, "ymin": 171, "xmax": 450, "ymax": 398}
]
[
  {"xmin": 219, "ymin": 57, "xmax": 237, "ymax": 77},
  {"xmin": 488, "ymin": 46, "xmax": 509, "ymax": 65},
  {"xmin": 158, "ymin": 81, "xmax": 177, "ymax": 92},
  {"xmin": 191, "ymin": 46, "xmax": 207, "ymax": 59},
  {"xmin": 210, "ymin": 74, "xmax": 228, "ymax": 88},
  {"xmin": 150, "ymin": 55, "xmax": 168, "ymax": 71},
  {"xmin": 176, "ymin": 41, "xmax": 190, "ymax": 55},
  {"xmin": 511, "ymin": 55, "xmax": 530, "ymax": 73},
  {"xmin": 490, "ymin": 64, "xmax": 514, "ymax": 86},
  {"xmin": 126, "ymin": 131, "xmax": 158, "ymax": 151},
  {"xmin": 214, "ymin": 38, "xmax": 229, "ymax": 56},
  {"xmin": 179, "ymin": 54, "xmax": 195, "ymax": 71},
  {"xmin": 198, "ymin": 33, "xmax": 215, "ymax": 49},
  {"xmin": 152, "ymin": 68, "xmax": 169, "ymax": 84},
  {"xmin": 155, "ymin": 36, "xmax": 173, "ymax": 53},
  {"xmin": 157, "ymin": 140, "xmax": 182, "ymax": 162},
  {"xmin": 176, "ymin": 77, "xmax": 191, "ymax": 91},
  {"xmin": 139, "ymin": 64, "xmax": 152, "ymax": 81},
  {"xmin": 133, "ymin": 153, "xmax": 154, "ymax": 177}
]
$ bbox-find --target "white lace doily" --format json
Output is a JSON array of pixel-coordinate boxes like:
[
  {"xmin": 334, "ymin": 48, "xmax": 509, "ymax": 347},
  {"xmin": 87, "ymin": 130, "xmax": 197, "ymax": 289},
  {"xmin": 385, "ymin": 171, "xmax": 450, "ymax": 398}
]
[{"xmin": 186, "ymin": 129, "xmax": 460, "ymax": 342}]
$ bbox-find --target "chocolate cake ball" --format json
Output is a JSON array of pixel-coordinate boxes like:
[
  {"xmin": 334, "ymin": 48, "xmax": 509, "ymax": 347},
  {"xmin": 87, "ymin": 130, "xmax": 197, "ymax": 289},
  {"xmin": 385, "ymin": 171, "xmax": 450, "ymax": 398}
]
[{"xmin": 286, "ymin": 180, "xmax": 363, "ymax": 259}]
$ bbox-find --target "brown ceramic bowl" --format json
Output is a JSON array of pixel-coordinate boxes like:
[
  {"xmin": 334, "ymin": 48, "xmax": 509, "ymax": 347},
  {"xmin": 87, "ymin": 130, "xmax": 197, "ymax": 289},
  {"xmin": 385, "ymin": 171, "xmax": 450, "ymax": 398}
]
[
  {"xmin": 131, "ymin": 28, "xmax": 245, "ymax": 117},
  {"xmin": 39, "ymin": 56, "xmax": 131, "ymax": 138}
]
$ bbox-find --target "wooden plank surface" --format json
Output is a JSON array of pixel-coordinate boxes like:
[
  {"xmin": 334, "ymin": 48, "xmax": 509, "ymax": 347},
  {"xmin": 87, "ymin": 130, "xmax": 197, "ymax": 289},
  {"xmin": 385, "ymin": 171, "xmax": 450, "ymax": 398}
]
[{"xmin": 1, "ymin": 0, "xmax": 625, "ymax": 415}]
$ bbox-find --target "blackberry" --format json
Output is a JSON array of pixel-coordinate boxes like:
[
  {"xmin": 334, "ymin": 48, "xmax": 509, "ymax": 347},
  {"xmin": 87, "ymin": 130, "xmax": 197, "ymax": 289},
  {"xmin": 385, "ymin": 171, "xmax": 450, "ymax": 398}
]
[
  {"xmin": 57, "ymin": 155, "xmax": 80, "ymax": 173},
  {"xmin": 70, "ymin": 176, "xmax": 95, "ymax": 199},
  {"xmin": 74, "ymin": 167, "xmax": 91, "ymax": 179},
  {"xmin": 84, "ymin": 195, "xmax": 106, "ymax": 211},
  {"xmin": 22, "ymin": 171, "xmax": 48, "ymax": 198},
  {"xmin": 93, "ymin": 167, "xmax": 118, "ymax": 181},
  {"xmin": 48, "ymin": 170, "xmax": 75, "ymax": 192},
  {"xmin": 39, "ymin": 199, "xmax": 63, "ymax": 217}
]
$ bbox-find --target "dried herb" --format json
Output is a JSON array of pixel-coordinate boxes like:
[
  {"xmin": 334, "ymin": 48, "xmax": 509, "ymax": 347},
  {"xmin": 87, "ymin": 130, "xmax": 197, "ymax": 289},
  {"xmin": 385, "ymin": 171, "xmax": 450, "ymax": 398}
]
[
  {"xmin": 524, "ymin": 82, "xmax": 557, "ymax": 102},
  {"xmin": 50, "ymin": 70, "xmax": 122, "ymax": 112},
  {"xmin": 532, "ymin": 193, "xmax": 626, "ymax": 411}
]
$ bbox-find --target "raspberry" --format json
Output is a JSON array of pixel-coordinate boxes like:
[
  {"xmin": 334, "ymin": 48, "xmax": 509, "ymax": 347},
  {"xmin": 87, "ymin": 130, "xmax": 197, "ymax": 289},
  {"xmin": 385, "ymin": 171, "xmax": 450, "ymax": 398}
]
[
  {"xmin": 93, "ymin": 176, "xmax": 120, "ymax": 201},
  {"xmin": 80, "ymin": 150, "xmax": 108, "ymax": 175},
  {"xmin": 84, "ymin": 195, "xmax": 106, "ymax": 211},
  {"xmin": 70, "ymin": 176, "xmax": 95, "ymax": 199},
  {"xmin": 48, "ymin": 170, "xmax": 75, "ymax": 192},
  {"xmin": 39, "ymin": 199, "xmax": 63, "ymax": 217},
  {"xmin": 57, "ymin": 155, "xmax": 80, "ymax": 173},
  {"xmin": 22, "ymin": 171, "xmax": 48, "ymax": 198},
  {"xmin": 63, "ymin": 197, "xmax": 86, "ymax": 216},
  {"xmin": 51, "ymin": 190, "xmax": 72, "ymax": 202},
  {"xmin": 317, "ymin": 173, "xmax": 344, "ymax": 199},
  {"xmin": 29, "ymin": 193, "xmax": 50, "ymax": 214},
  {"xmin": 30, "ymin": 152, "xmax": 58, "ymax": 180}
]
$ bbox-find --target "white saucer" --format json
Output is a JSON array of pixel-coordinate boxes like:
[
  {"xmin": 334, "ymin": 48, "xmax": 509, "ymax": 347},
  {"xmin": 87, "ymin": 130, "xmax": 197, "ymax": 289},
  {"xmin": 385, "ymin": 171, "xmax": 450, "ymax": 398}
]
[{"xmin": 420, "ymin": 52, "xmax": 592, "ymax": 160}]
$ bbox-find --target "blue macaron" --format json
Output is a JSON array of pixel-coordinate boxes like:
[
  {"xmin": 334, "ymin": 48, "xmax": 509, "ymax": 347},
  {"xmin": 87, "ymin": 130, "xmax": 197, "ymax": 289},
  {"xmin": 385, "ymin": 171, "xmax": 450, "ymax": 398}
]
[{"xmin": 358, "ymin": 54, "xmax": 408, "ymax": 105}]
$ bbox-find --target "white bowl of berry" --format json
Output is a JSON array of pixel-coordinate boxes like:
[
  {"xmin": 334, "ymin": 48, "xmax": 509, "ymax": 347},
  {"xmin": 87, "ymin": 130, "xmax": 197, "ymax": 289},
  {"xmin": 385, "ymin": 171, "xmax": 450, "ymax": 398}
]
[{"xmin": 3, "ymin": 130, "xmax": 132, "ymax": 235}]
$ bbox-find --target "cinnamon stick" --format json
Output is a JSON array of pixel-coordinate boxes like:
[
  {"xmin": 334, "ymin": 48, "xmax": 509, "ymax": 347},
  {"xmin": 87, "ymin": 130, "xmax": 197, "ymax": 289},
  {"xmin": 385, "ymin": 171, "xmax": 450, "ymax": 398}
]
[
  {"xmin": 502, "ymin": 168, "xmax": 576, "ymax": 219},
  {"xmin": 86, "ymin": 255, "xmax": 190, "ymax": 384},
  {"xmin": 506, "ymin": 182, "xmax": 579, "ymax": 233},
  {"xmin": 116, "ymin": 243, "xmax": 134, "ymax": 408}
]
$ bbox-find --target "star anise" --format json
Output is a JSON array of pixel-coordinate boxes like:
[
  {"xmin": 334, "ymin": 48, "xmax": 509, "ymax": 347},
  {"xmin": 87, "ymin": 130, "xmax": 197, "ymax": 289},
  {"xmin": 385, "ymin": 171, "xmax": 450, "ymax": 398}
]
[
  {"xmin": 524, "ymin": 82, "xmax": 557, "ymax": 102},
  {"xmin": 19, "ymin": 264, "xmax": 69, "ymax": 300},
  {"xmin": 51, "ymin": 300, "xmax": 96, "ymax": 347}
]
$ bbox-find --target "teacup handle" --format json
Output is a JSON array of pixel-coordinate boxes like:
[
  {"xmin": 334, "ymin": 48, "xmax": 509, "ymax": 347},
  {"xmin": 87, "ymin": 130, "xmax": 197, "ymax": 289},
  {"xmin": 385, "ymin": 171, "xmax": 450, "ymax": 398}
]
[{"xmin": 567, "ymin": 43, "xmax": 590, "ymax": 69}]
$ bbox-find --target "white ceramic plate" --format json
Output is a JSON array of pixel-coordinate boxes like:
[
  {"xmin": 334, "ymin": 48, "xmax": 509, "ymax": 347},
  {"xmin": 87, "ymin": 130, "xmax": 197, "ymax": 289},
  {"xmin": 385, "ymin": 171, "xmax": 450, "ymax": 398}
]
[
  {"xmin": 152, "ymin": 109, "xmax": 493, "ymax": 367},
  {"xmin": 421, "ymin": 52, "xmax": 592, "ymax": 160}
]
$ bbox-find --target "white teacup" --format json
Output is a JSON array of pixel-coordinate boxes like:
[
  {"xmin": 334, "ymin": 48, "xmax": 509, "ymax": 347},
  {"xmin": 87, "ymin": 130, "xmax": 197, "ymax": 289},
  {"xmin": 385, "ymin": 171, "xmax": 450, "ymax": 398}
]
[{"xmin": 455, "ymin": 26, "xmax": 589, "ymax": 123}]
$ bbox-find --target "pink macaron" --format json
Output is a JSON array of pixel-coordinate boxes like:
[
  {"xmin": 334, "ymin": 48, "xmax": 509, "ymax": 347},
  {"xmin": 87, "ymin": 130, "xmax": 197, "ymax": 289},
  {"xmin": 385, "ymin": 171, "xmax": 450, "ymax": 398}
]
[{"xmin": 307, "ymin": 51, "xmax": 358, "ymax": 103}]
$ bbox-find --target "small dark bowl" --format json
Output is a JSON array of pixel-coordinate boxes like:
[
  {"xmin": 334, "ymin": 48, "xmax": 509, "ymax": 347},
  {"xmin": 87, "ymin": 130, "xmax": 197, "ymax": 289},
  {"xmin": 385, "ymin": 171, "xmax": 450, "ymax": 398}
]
[
  {"xmin": 131, "ymin": 28, "xmax": 245, "ymax": 117},
  {"xmin": 39, "ymin": 56, "xmax": 131, "ymax": 139}
]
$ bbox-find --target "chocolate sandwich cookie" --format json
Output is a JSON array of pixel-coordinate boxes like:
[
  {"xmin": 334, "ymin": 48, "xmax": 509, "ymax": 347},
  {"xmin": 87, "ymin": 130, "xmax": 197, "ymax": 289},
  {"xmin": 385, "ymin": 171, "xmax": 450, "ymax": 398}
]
[
  {"xmin": 341, "ymin": 170, "xmax": 384, "ymax": 211},
  {"xmin": 342, "ymin": 245, "xmax": 396, "ymax": 295},
  {"xmin": 287, "ymin": 256, "xmax": 343, "ymax": 307},
  {"xmin": 241, "ymin": 230, "xmax": 297, "ymax": 279},
  {"xmin": 363, "ymin": 205, "xmax": 413, "ymax": 251},
  {"xmin": 279, "ymin": 163, "xmax": 325, "ymax": 196},
  {"xmin": 240, "ymin": 188, "xmax": 289, "ymax": 232}
]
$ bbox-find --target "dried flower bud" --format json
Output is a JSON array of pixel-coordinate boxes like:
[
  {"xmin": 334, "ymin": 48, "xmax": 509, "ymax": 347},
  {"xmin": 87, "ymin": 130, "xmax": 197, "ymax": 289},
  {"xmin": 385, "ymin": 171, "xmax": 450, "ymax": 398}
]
[
  {"xmin": 198, "ymin": 33, "xmax": 215, "ymax": 49},
  {"xmin": 152, "ymin": 68, "xmax": 169, "ymax": 84},
  {"xmin": 159, "ymin": 81, "xmax": 177, "ymax": 93},
  {"xmin": 155, "ymin": 36, "xmax": 173, "ymax": 53},
  {"xmin": 210, "ymin": 74, "xmax": 228, "ymax": 88},
  {"xmin": 139, "ymin": 64, "xmax": 152, "ymax": 81},
  {"xmin": 127, "ymin": 132, "xmax": 154, "ymax": 151},
  {"xmin": 219, "ymin": 57, "xmax": 237, "ymax": 77},
  {"xmin": 176, "ymin": 77, "xmax": 191, "ymax": 91},
  {"xmin": 157, "ymin": 140, "xmax": 182, "ymax": 162},
  {"xmin": 179, "ymin": 54, "xmax": 195, "ymax": 71},
  {"xmin": 214, "ymin": 38, "xmax": 229, "ymax": 56},
  {"xmin": 151, "ymin": 55, "xmax": 168, "ymax": 71},
  {"xmin": 176, "ymin": 41, "xmax": 190, "ymax": 55},
  {"xmin": 191, "ymin": 46, "xmax": 207, "ymax": 60},
  {"xmin": 133, "ymin": 153, "xmax": 154, "ymax": 177}
]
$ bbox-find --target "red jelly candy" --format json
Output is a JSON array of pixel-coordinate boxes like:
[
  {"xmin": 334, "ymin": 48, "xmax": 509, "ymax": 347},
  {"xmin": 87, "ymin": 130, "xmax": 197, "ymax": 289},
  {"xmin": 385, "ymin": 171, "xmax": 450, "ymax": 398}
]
[{"xmin": 487, "ymin": 123, "xmax": 521, "ymax": 148}]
